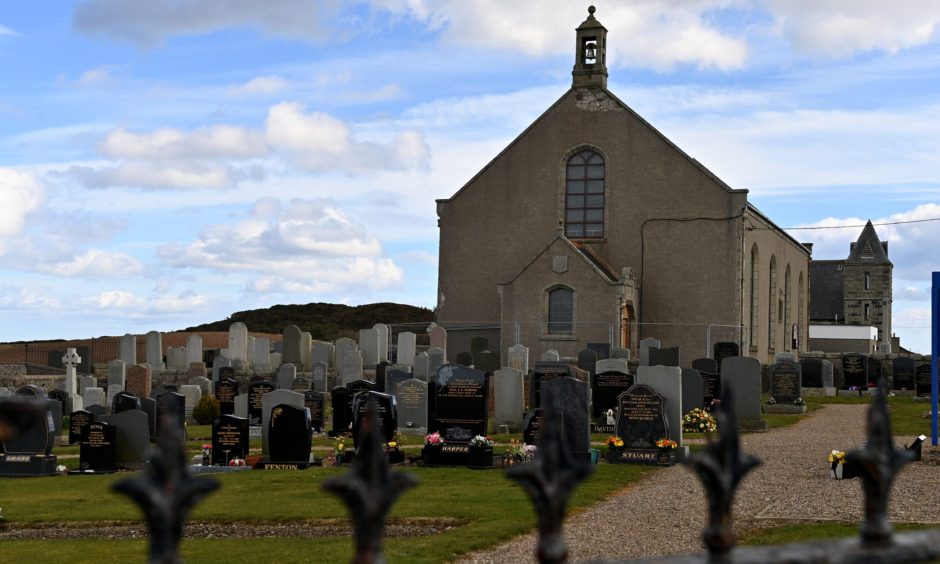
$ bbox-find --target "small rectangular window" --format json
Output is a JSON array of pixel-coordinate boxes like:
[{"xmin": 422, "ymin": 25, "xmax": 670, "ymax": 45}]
[
  {"xmin": 865, "ymin": 272, "xmax": 871, "ymax": 290},
  {"xmin": 864, "ymin": 303, "xmax": 870, "ymax": 320}
]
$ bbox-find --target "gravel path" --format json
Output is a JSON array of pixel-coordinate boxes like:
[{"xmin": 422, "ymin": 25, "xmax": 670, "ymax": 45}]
[{"xmin": 458, "ymin": 404, "xmax": 940, "ymax": 562}]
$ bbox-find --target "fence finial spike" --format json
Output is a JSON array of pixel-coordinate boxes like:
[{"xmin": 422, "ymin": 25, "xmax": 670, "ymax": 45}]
[{"xmin": 684, "ymin": 385, "xmax": 761, "ymax": 556}]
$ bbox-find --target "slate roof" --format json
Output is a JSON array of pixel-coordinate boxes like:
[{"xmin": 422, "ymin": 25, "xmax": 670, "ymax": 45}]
[
  {"xmin": 810, "ymin": 260, "xmax": 844, "ymax": 322},
  {"xmin": 846, "ymin": 220, "xmax": 892, "ymax": 266}
]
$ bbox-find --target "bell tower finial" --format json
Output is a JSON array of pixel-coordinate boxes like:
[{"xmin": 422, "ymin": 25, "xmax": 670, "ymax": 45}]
[{"xmin": 572, "ymin": 5, "xmax": 608, "ymax": 89}]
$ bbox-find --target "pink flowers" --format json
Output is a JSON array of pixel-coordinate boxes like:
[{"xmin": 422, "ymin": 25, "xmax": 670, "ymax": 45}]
[{"xmin": 425, "ymin": 432, "xmax": 445, "ymax": 446}]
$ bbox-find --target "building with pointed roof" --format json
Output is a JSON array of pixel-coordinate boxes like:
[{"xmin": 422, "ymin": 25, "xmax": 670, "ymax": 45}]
[
  {"xmin": 808, "ymin": 221, "xmax": 894, "ymax": 353},
  {"xmin": 434, "ymin": 7, "xmax": 810, "ymax": 366}
]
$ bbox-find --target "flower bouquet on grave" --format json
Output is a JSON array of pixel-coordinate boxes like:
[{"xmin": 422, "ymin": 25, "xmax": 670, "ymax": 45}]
[
  {"xmin": 606, "ymin": 436, "xmax": 624, "ymax": 452},
  {"xmin": 828, "ymin": 449, "xmax": 856, "ymax": 479},
  {"xmin": 682, "ymin": 408, "xmax": 717, "ymax": 433},
  {"xmin": 229, "ymin": 457, "xmax": 246, "ymax": 467},
  {"xmin": 793, "ymin": 397, "xmax": 806, "ymax": 406},
  {"xmin": 505, "ymin": 439, "xmax": 536, "ymax": 466},
  {"xmin": 468, "ymin": 435, "xmax": 494, "ymax": 449},
  {"xmin": 655, "ymin": 438, "xmax": 678, "ymax": 451},
  {"xmin": 331, "ymin": 436, "xmax": 346, "ymax": 467},
  {"xmin": 385, "ymin": 434, "xmax": 405, "ymax": 464},
  {"xmin": 201, "ymin": 443, "xmax": 212, "ymax": 466},
  {"xmin": 425, "ymin": 431, "xmax": 445, "ymax": 447}
]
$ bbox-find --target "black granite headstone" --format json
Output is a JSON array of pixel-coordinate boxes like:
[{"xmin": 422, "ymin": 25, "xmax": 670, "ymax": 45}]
[
  {"xmin": 13, "ymin": 384, "xmax": 47, "ymax": 398},
  {"xmin": 351, "ymin": 391, "xmax": 398, "ymax": 445},
  {"xmin": 374, "ymin": 361, "xmax": 390, "ymax": 393},
  {"xmin": 79, "ymin": 421, "xmax": 117, "ymax": 472},
  {"xmin": 215, "ymin": 378, "xmax": 238, "ymax": 416},
  {"xmin": 587, "ymin": 342, "xmax": 611, "ymax": 360},
  {"xmin": 701, "ymin": 371, "xmax": 721, "ymax": 409},
  {"xmin": 331, "ymin": 387, "xmax": 349, "ymax": 435},
  {"xmin": 345, "ymin": 379, "xmax": 376, "ymax": 426},
  {"xmin": 155, "ymin": 392, "xmax": 185, "ymax": 436},
  {"xmin": 69, "ymin": 409, "xmax": 93, "ymax": 445},
  {"xmin": 435, "ymin": 365, "xmax": 488, "ymax": 443},
  {"xmin": 800, "ymin": 358, "xmax": 823, "ymax": 388},
  {"xmin": 692, "ymin": 358, "xmax": 718, "ymax": 374},
  {"xmin": 212, "ymin": 414, "xmax": 249, "ymax": 465},
  {"xmin": 892, "ymin": 358, "xmax": 916, "ymax": 390},
  {"xmin": 577, "ymin": 349, "xmax": 598, "ymax": 378},
  {"xmin": 48, "ymin": 390, "xmax": 68, "ymax": 413},
  {"xmin": 916, "ymin": 364, "xmax": 933, "ymax": 397},
  {"xmin": 139, "ymin": 396, "xmax": 157, "ymax": 441},
  {"xmin": 304, "ymin": 391, "xmax": 325, "ymax": 431},
  {"xmin": 681, "ymin": 368, "xmax": 705, "ymax": 412},
  {"xmin": 268, "ymin": 403, "xmax": 312, "ymax": 464},
  {"xmin": 591, "ymin": 369, "xmax": 634, "ymax": 418},
  {"xmin": 386, "ymin": 369, "xmax": 412, "ymax": 397},
  {"xmin": 868, "ymin": 359, "xmax": 883, "ymax": 388},
  {"xmin": 842, "ymin": 354, "xmax": 868, "ymax": 388},
  {"xmin": 218, "ymin": 366, "xmax": 236, "ymax": 381},
  {"xmin": 649, "ymin": 346, "xmax": 679, "ymax": 367},
  {"xmin": 475, "ymin": 350, "xmax": 500, "ymax": 372},
  {"xmin": 2, "ymin": 400, "xmax": 55, "ymax": 455},
  {"xmin": 770, "ymin": 361, "xmax": 801, "ymax": 404},
  {"xmin": 112, "ymin": 391, "xmax": 141, "ymax": 414},
  {"xmin": 616, "ymin": 384, "xmax": 668, "ymax": 449},
  {"xmin": 713, "ymin": 342, "xmax": 739, "ymax": 370},
  {"xmin": 529, "ymin": 361, "xmax": 570, "ymax": 409},
  {"xmin": 470, "ymin": 337, "xmax": 488, "ymax": 358},
  {"xmin": 247, "ymin": 379, "xmax": 276, "ymax": 425},
  {"xmin": 456, "ymin": 352, "xmax": 474, "ymax": 367},
  {"xmin": 542, "ymin": 376, "xmax": 590, "ymax": 459},
  {"xmin": 522, "ymin": 408, "xmax": 542, "ymax": 445}
]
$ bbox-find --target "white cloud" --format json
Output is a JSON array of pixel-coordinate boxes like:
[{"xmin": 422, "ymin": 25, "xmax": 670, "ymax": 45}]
[
  {"xmin": 0, "ymin": 287, "xmax": 63, "ymax": 310},
  {"xmin": 0, "ymin": 24, "xmax": 21, "ymax": 38},
  {"xmin": 898, "ymin": 286, "xmax": 929, "ymax": 301},
  {"xmin": 0, "ymin": 168, "xmax": 44, "ymax": 239},
  {"xmin": 72, "ymin": 0, "xmax": 341, "ymax": 47},
  {"xmin": 40, "ymin": 249, "xmax": 145, "ymax": 278},
  {"xmin": 157, "ymin": 197, "xmax": 403, "ymax": 294},
  {"xmin": 766, "ymin": 0, "xmax": 940, "ymax": 57},
  {"xmin": 90, "ymin": 289, "xmax": 208, "ymax": 314},
  {"xmin": 374, "ymin": 0, "xmax": 749, "ymax": 71},
  {"xmin": 227, "ymin": 75, "xmax": 291, "ymax": 97},
  {"xmin": 99, "ymin": 125, "xmax": 268, "ymax": 160},
  {"xmin": 265, "ymin": 102, "xmax": 430, "ymax": 173}
]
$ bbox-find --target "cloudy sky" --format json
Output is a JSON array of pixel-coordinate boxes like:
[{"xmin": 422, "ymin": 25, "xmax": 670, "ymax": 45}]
[{"xmin": 1, "ymin": 1, "xmax": 940, "ymax": 352}]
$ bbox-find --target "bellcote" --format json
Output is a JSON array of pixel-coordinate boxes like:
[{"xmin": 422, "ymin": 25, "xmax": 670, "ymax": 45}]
[{"xmin": 572, "ymin": 6, "xmax": 608, "ymax": 89}]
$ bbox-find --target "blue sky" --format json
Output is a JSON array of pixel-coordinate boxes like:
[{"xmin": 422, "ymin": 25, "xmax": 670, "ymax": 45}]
[{"xmin": 2, "ymin": 1, "xmax": 940, "ymax": 353}]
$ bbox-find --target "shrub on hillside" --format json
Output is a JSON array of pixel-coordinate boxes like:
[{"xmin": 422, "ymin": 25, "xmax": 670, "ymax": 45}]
[{"xmin": 193, "ymin": 395, "xmax": 220, "ymax": 425}]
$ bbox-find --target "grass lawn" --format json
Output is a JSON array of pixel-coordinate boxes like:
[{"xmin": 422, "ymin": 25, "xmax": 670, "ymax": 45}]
[
  {"xmin": 0, "ymin": 461, "xmax": 653, "ymax": 563},
  {"xmin": 739, "ymin": 521, "xmax": 935, "ymax": 546}
]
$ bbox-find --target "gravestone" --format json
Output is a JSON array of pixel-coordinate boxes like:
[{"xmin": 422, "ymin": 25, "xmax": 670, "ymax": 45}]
[
  {"xmin": 186, "ymin": 334, "xmax": 203, "ymax": 365},
  {"xmin": 476, "ymin": 351, "xmax": 500, "ymax": 372},
  {"xmin": 87, "ymin": 404, "xmax": 108, "ymax": 417},
  {"xmin": 373, "ymin": 323, "xmax": 390, "ymax": 363},
  {"xmin": 112, "ymin": 391, "xmax": 142, "ymax": 414},
  {"xmin": 119, "ymin": 333, "xmax": 137, "ymax": 365},
  {"xmin": 211, "ymin": 355, "xmax": 233, "ymax": 382},
  {"xmin": 456, "ymin": 352, "xmax": 474, "ymax": 366},
  {"xmin": 359, "ymin": 328, "xmax": 380, "ymax": 367},
  {"xmin": 435, "ymin": 365, "xmax": 488, "ymax": 443},
  {"xmin": 842, "ymin": 354, "xmax": 868, "ymax": 388},
  {"xmin": 282, "ymin": 325, "xmax": 303, "ymax": 365},
  {"xmin": 692, "ymin": 358, "xmax": 718, "ymax": 374},
  {"xmin": 335, "ymin": 337, "xmax": 357, "ymax": 368},
  {"xmin": 340, "ymin": 349, "xmax": 364, "ymax": 385},
  {"xmin": 396, "ymin": 332, "xmax": 416, "ymax": 366},
  {"xmin": 292, "ymin": 376, "xmax": 312, "ymax": 392},
  {"xmin": 48, "ymin": 389, "xmax": 67, "ymax": 414},
  {"xmin": 577, "ymin": 349, "xmax": 598, "ymax": 378},
  {"xmin": 470, "ymin": 337, "xmax": 488, "ymax": 358},
  {"xmin": 261, "ymin": 389, "xmax": 305, "ymax": 459},
  {"xmin": 428, "ymin": 347, "xmax": 446, "ymax": 378},
  {"xmin": 189, "ymin": 376, "xmax": 213, "ymax": 397},
  {"xmin": 721, "ymin": 357, "xmax": 765, "ymax": 428},
  {"xmin": 611, "ymin": 347, "xmax": 630, "ymax": 360},
  {"xmin": 351, "ymin": 391, "xmax": 398, "ymax": 445},
  {"xmin": 215, "ymin": 378, "xmax": 238, "ymax": 416},
  {"xmin": 345, "ymin": 379, "xmax": 375, "ymax": 426},
  {"xmin": 638, "ymin": 337, "xmax": 660, "ymax": 366},
  {"xmin": 331, "ymin": 387, "xmax": 350, "ymax": 435},
  {"xmin": 180, "ymin": 385, "xmax": 202, "ymax": 421},
  {"xmin": 414, "ymin": 351, "xmax": 430, "ymax": 381},
  {"xmin": 140, "ymin": 396, "xmax": 157, "ymax": 440},
  {"xmin": 83, "ymin": 387, "xmax": 106, "ymax": 409},
  {"xmin": 304, "ymin": 391, "xmax": 325, "ymax": 431},
  {"xmin": 649, "ymin": 346, "xmax": 679, "ymax": 367},
  {"xmin": 145, "ymin": 331, "xmax": 164, "ymax": 372},
  {"xmin": 522, "ymin": 408, "xmax": 542, "ymax": 445},
  {"xmin": 529, "ymin": 361, "xmax": 570, "ymax": 409},
  {"xmin": 386, "ymin": 369, "xmax": 412, "ymax": 399},
  {"xmin": 587, "ymin": 342, "xmax": 611, "ymax": 360},
  {"xmin": 312, "ymin": 341, "xmax": 334, "ymax": 370},
  {"xmin": 267, "ymin": 404, "xmax": 312, "ymax": 464},
  {"xmin": 541, "ymin": 349, "xmax": 560, "ymax": 362},
  {"xmin": 155, "ymin": 392, "xmax": 186, "ymax": 437},
  {"xmin": 375, "ymin": 361, "xmax": 390, "ymax": 393},
  {"xmin": 591, "ymin": 363, "xmax": 634, "ymax": 419},
  {"xmin": 125, "ymin": 364, "xmax": 152, "ymax": 399},
  {"xmin": 212, "ymin": 415, "xmax": 249, "ymax": 465},
  {"xmin": 821, "ymin": 359, "xmax": 834, "ymax": 388},
  {"xmin": 79, "ymin": 421, "xmax": 117, "ymax": 472},
  {"xmin": 226, "ymin": 322, "xmax": 249, "ymax": 370},
  {"xmin": 79, "ymin": 375, "xmax": 97, "ymax": 397},
  {"xmin": 713, "ymin": 342, "xmax": 740, "ymax": 370},
  {"xmin": 616, "ymin": 384, "xmax": 668, "ymax": 448},
  {"xmin": 300, "ymin": 332, "xmax": 312, "ymax": 371},
  {"xmin": 541, "ymin": 377, "xmax": 590, "ymax": 460},
  {"xmin": 701, "ymin": 371, "xmax": 720, "ymax": 408},
  {"xmin": 681, "ymin": 369, "xmax": 705, "ymax": 412},
  {"xmin": 868, "ymin": 359, "xmax": 883, "ymax": 388},
  {"xmin": 508, "ymin": 344, "xmax": 529, "ymax": 373},
  {"xmin": 107, "ymin": 359, "xmax": 126, "ymax": 390},
  {"xmin": 253, "ymin": 337, "xmax": 271, "ymax": 372},
  {"xmin": 247, "ymin": 379, "xmax": 277, "ymax": 426},
  {"xmin": 312, "ymin": 361, "xmax": 328, "ymax": 392},
  {"xmin": 69, "ymin": 409, "xmax": 93, "ymax": 445},
  {"xmin": 494, "ymin": 368, "xmax": 524, "ymax": 432},
  {"xmin": 100, "ymin": 410, "xmax": 149, "ymax": 468},
  {"xmin": 769, "ymin": 360, "xmax": 802, "ymax": 405},
  {"xmin": 277, "ymin": 363, "xmax": 297, "ymax": 390},
  {"xmin": 636, "ymin": 366, "xmax": 683, "ymax": 445},
  {"xmin": 428, "ymin": 324, "xmax": 447, "ymax": 350},
  {"xmin": 893, "ymin": 357, "xmax": 916, "ymax": 390},
  {"xmin": 187, "ymin": 362, "xmax": 208, "ymax": 381},
  {"xmin": 396, "ymin": 378, "xmax": 428, "ymax": 433},
  {"xmin": 14, "ymin": 384, "xmax": 47, "ymax": 398},
  {"xmin": 107, "ymin": 384, "xmax": 123, "ymax": 408},
  {"xmin": 800, "ymin": 358, "xmax": 824, "ymax": 388},
  {"xmin": 916, "ymin": 364, "xmax": 932, "ymax": 396}
]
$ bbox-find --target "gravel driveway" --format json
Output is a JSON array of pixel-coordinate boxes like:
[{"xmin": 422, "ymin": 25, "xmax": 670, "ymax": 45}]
[{"xmin": 458, "ymin": 404, "xmax": 940, "ymax": 562}]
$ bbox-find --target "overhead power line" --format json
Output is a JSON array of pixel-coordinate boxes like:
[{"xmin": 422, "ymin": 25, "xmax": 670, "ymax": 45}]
[{"xmin": 781, "ymin": 217, "xmax": 940, "ymax": 231}]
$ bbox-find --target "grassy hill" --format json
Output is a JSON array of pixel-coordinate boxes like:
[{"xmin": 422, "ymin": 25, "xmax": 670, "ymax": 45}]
[{"xmin": 183, "ymin": 302, "xmax": 434, "ymax": 341}]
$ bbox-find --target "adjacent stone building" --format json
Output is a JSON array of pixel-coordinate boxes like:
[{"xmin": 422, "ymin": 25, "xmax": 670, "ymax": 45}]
[
  {"xmin": 809, "ymin": 221, "xmax": 894, "ymax": 353},
  {"xmin": 435, "ymin": 7, "xmax": 810, "ymax": 366}
]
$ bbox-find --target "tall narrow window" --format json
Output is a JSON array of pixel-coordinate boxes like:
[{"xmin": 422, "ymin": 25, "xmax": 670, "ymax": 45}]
[
  {"xmin": 865, "ymin": 272, "xmax": 871, "ymax": 290},
  {"xmin": 749, "ymin": 244, "xmax": 759, "ymax": 348},
  {"xmin": 798, "ymin": 272, "xmax": 805, "ymax": 349},
  {"xmin": 864, "ymin": 303, "xmax": 871, "ymax": 320},
  {"xmin": 565, "ymin": 150, "xmax": 604, "ymax": 238},
  {"xmin": 768, "ymin": 256, "xmax": 777, "ymax": 351},
  {"xmin": 784, "ymin": 265, "xmax": 791, "ymax": 347},
  {"xmin": 548, "ymin": 287, "xmax": 574, "ymax": 334}
]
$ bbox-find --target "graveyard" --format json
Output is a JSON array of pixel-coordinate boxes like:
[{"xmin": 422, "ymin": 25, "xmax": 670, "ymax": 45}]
[{"xmin": 1, "ymin": 322, "xmax": 939, "ymax": 563}]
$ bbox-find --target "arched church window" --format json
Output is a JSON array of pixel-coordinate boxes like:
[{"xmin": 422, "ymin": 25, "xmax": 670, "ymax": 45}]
[
  {"xmin": 548, "ymin": 287, "xmax": 574, "ymax": 334},
  {"xmin": 565, "ymin": 150, "xmax": 604, "ymax": 238}
]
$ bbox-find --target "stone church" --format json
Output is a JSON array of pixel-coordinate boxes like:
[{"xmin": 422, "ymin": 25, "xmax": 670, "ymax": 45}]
[
  {"xmin": 435, "ymin": 7, "xmax": 809, "ymax": 366},
  {"xmin": 809, "ymin": 221, "xmax": 894, "ymax": 352}
]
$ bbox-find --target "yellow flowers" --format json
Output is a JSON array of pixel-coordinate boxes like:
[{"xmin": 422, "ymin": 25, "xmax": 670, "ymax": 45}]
[
  {"xmin": 655, "ymin": 438, "xmax": 678, "ymax": 449},
  {"xmin": 827, "ymin": 450, "xmax": 846, "ymax": 463},
  {"xmin": 606, "ymin": 436, "xmax": 624, "ymax": 448},
  {"xmin": 387, "ymin": 441, "xmax": 397, "ymax": 449}
]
